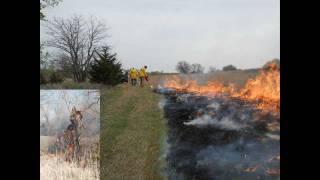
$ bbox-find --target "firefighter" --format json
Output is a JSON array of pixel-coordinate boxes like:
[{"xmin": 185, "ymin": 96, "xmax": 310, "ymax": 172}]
[
  {"xmin": 129, "ymin": 68, "xmax": 138, "ymax": 86},
  {"xmin": 139, "ymin": 65, "xmax": 148, "ymax": 87}
]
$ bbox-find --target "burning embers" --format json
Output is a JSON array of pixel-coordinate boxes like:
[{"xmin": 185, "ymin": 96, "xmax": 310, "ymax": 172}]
[
  {"xmin": 155, "ymin": 74, "xmax": 280, "ymax": 179},
  {"xmin": 163, "ymin": 65, "xmax": 280, "ymax": 116}
]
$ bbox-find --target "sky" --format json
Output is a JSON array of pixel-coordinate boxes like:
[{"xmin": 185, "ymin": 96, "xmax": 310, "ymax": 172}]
[{"xmin": 40, "ymin": 0, "xmax": 280, "ymax": 72}]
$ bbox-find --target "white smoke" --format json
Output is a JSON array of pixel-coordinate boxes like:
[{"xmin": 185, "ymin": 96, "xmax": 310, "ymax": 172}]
[
  {"xmin": 183, "ymin": 115, "xmax": 247, "ymax": 130},
  {"xmin": 40, "ymin": 90, "xmax": 100, "ymax": 136},
  {"xmin": 158, "ymin": 98, "xmax": 167, "ymax": 109},
  {"xmin": 156, "ymin": 85, "xmax": 176, "ymax": 94},
  {"xmin": 265, "ymin": 133, "xmax": 280, "ymax": 141},
  {"xmin": 206, "ymin": 102, "xmax": 220, "ymax": 110}
]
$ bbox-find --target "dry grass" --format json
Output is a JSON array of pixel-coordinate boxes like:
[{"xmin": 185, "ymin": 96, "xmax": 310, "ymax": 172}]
[
  {"xmin": 99, "ymin": 72, "xmax": 254, "ymax": 179},
  {"xmin": 40, "ymin": 71, "xmax": 257, "ymax": 180},
  {"xmin": 40, "ymin": 135, "xmax": 100, "ymax": 180},
  {"xmin": 40, "ymin": 153, "xmax": 99, "ymax": 180},
  {"xmin": 150, "ymin": 70, "xmax": 259, "ymax": 88},
  {"xmin": 40, "ymin": 136, "xmax": 56, "ymax": 152}
]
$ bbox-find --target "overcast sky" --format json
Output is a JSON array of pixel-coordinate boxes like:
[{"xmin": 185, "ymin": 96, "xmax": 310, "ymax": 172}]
[{"xmin": 40, "ymin": 0, "xmax": 280, "ymax": 72}]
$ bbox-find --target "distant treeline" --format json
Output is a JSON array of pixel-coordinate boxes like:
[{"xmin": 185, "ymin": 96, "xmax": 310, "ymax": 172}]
[{"xmin": 175, "ymin": 58, "xmax": 279, "ymax": 74}]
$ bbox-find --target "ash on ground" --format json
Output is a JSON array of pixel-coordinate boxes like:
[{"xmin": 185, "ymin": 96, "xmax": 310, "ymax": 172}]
[{"xmin": 156, "ymin": 88, "xmax": 280, "ymax": 180}]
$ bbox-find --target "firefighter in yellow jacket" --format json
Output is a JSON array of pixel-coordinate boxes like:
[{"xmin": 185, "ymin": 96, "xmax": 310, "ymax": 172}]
[
  {"xmin": 139, "ymin": 66, "xmax": 148, "ymax": 87},
  {"xmin": 129, "ymin": 68, "xmax": 138, "ymax": 86}
]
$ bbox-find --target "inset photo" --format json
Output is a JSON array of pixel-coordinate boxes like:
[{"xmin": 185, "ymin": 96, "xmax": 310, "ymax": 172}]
[{"xmin": 40, "ymin": 90, "xmax": 100, "ymax": 180}]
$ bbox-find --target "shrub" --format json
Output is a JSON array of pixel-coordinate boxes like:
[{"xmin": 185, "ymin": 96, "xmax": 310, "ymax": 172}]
[
  {"xmin": 263, "ymin": 58, "xmax": 280, "ymax": 71},
  {"xmin": 88, "ymin": 46, "xmax": 123, "ymax": 85},
  {"xmin": 222, "ymin": 65, "xmax": 237, "ymax": 71},
  {"xmin": 49, "ymin": 71, "xmax": 64, "ymax": 84},
  {"xmin": 149, "ymin": 71, "xmax": 163, "ymax": 75},
  {"xmin": 40, "ymin": 71, "xmax": 49, "ymax": 84}
]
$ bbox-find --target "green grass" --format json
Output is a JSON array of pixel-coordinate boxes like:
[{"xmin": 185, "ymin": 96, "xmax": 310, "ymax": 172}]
[
  {"xmin": 100, "ymin": 84, "xmax": 167, "ymax": 180},
  {"xmin": 41, "ymin": 79, "xmax": 167, "ymax": 179}
]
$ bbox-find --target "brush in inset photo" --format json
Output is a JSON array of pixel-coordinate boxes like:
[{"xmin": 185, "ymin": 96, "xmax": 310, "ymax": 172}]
[{"xmin": 40, "ymin": 90, "xmax": 100, "ymax": 180}]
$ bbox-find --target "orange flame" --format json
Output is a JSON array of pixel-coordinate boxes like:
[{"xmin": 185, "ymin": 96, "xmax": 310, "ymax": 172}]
[
  {"xmin": 265, "ymin": 168, "xmax": 280, "ymax": 176},
  {"xmin": 243, "ymin": 164, "xmax": 261, "ymax": 173},
  {"xmin": 234, "ymin": 68, "xmax": 280, "ymax": 114},
  {"xmin": 163, "ymin": 64, "xmax": 280, "ymax": 114},
  {"xmin": 164, "ymin": 76, "xmax": 235, "ymax": 96}
]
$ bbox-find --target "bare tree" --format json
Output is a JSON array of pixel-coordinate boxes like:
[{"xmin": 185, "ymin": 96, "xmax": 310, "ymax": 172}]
[
  {"xmin": 190, "ymin": 63, "xmax": 205, "ymax": 74},
  {"xmin": 40, "ymin": 42, "xmax": 50, "ymax": 68},
  {"xmin": 176, "ymin": 61, "xmax": 191, "ymax": 74},
  {"xmin": 54, "ymin": 53, "xmax": 73, "ymax": 77},
  {"xmin": 40, "ymin": 0, "xmax": 62, "ymax": 20},
  {"xmin": 44, "ymin": 15, "xmax": 108, "ymax": 82}
]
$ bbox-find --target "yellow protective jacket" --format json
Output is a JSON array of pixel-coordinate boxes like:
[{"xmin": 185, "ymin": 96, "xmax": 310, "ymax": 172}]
[
  {"xmin": 129, "ymin": 68, "xmax": 138, "ymax": 79},
  {"xmin": 139, "ymin": 67, "xmax": 147, "ymax": 78}
]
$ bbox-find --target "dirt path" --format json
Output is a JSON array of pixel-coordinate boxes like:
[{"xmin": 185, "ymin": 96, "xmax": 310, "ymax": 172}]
[{"xmin": 100, "ymin": 84, "xmax": 166, "ymax": 180}]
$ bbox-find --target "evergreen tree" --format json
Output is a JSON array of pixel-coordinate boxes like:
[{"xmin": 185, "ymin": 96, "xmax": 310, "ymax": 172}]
[
  {"xmin": 222, "ymin": 64, "xmax": 237, "ymax": 71},
  {"xmin": 89, "ymin": 46, "xmax": 123, "ymax": 85}
]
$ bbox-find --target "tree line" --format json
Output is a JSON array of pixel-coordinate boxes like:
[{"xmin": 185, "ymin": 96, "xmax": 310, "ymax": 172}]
[
  {"xmin": 175, "ymin": 60, "xmax": 238, "ymax": 74},
  {"xmin": 40, "ymin": 1, "xmax": 279, "ymax": 85},
  {"xmin": 41, "ymin": 13, "xmax": 124, "ymax": 85}
]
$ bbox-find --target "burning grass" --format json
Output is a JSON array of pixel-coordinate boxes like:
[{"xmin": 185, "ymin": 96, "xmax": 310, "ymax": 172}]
[
  {"xmin": 162, "ymin": 64, "xmax": 280, "ymax": 116},
  {"xmin": 154, "ymin": 63, "xmax": 280, "ymax": 179}
]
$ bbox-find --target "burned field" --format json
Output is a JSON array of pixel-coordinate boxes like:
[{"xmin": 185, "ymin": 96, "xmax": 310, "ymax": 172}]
[{"xmin": 155, "ymin": 87, "xmax": 280, "ymax": 180}]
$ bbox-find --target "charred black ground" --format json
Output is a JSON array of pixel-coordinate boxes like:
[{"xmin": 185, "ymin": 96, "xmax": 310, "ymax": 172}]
[{"xmin": 155, "ymin": 88, "xmax": 280, "ymax": 180}]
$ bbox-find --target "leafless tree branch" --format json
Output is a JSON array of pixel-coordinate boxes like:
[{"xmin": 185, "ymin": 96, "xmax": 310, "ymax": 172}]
[{"xmin": 44, "ymin": 15, "xmax": 108, "ymax": 82}]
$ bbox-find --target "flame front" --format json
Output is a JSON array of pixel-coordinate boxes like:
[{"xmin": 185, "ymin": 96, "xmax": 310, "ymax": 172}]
[
  {"xmin": 163, "ymin": 64, "xmax": 280, "ymax": 114},
  {"xmin": 164, "ymin": 76, "xmax": 236, "ymax": 96},
  {"xmin": 234, "ymin": 67, "xmax": 280, "ymax": 114}
]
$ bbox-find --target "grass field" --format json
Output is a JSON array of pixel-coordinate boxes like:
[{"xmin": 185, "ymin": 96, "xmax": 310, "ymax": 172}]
[
  {"xmin": 40, "ymin": 135, "xmax": 100, "ymax": 180},
  {"xmin": 100, "ymin": 84, "xmax": 167, "ymax": 180},
  {"xmin": 41, "ymin": 71, "xmax": 258, "ymax": 180},
  {"xmin": 40, "ymin": 153, "xmax": 99, "ymax": 180}
]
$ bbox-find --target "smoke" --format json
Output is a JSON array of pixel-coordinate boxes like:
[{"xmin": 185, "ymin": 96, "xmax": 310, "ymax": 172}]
[
  {"xmin": 155, "ymin": 85, "xmax": 176, "ymax": 95},
  {"xmin": 184, "ymin": 115, "xmax": 247, "ymax": 130},
  {"xmin": 158, "ymin": 98, "xmax": 167, "ymax": 109},
  {"xmin": 158, "ymin": 90, "xmax": 279, "ymax": 179},
  {"xmin": 181, "ymin": 97, "xmax": 255, "ymax": 130},
  {"xmin": 207, "ymin": 101, "xmax": 220, "ymax": 109},
  {"xmin": 40, "ymin": 90, "xmax": 100, "ymax": 136}
]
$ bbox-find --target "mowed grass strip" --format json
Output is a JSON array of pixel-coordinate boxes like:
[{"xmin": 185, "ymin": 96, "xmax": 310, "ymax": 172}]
[{"xmin": 100, "ymin": 84, "xmax": 166, "ymax": 180}]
